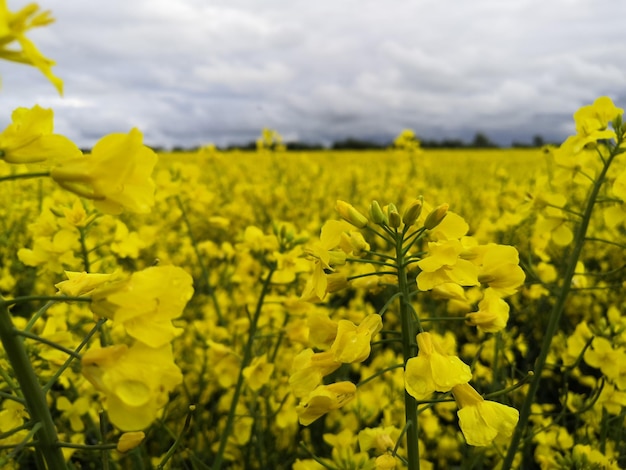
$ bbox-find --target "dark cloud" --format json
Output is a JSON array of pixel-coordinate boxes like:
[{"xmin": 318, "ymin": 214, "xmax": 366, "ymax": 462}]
[{"xmin": 1, "ymin": 0, "xmax": 624, "ymax": 148}]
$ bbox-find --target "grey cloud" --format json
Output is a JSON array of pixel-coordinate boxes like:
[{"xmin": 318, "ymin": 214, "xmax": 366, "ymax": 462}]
[{"xmin": 1, "ymin": 0, "xmax": 625, "ymax": 148}]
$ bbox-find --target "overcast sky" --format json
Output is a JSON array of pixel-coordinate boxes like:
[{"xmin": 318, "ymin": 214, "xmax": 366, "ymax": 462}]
[{"xmin": 1, "ymin": 0, "xmax": 625, "ymax": 148}]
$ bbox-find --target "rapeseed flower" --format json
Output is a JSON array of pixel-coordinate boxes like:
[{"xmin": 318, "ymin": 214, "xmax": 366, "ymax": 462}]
[
  {"xmin": 0, "ymin": 105, "xmax": 80, "ymax": 164},
  {"xmin": 289, "ymin": 349, "xmax": 342, "ymax": 398},
  {"xmin": 573, "ymin": 96, "xmax": 623, "ymax": 142},
  {"xmin": 50, "ymin": 128, "xmax": 158, "ymax": 215},
  {"xmin": 55, "ymin": 271, "xmax": 121, "ymax": 297},
  {"xmin": 17, "ymin": 230, "xmax": 81, "ymax": 273},
  {"xmin": 404, "ymin": 332, "xmax": 472, "ymax": 399},
  {"xmin": 117, "ymin": 432, "xmax": 145, "ymax": 453},
  {"xmin": 452, "ymin": 383, "xmax": 519, "ymax": 446},
  {"xmin": 243, "ymin": 356, "xmax": 274, "ymax": 391},
  {"xmin": 295, "ymin": 381, "xmax": 357, "ymax": 425},
  {"xmin": 416, "ymin": 240, "xmax": 479, "ymax": 291},
  {"xmin": 0, "ymin": 1, "xmax": 63, "ymax": 92},
  {"xmin": 330, "ymin": 313, "xmax": 382, "ymax": 363},
  {"xmin": 472, "ymin": 243, "xmax": 525, "ymax": 297},
  {"xmin": 89, "ymin": 265, "xmax": 194, "ymax": 348},
  {"xmin": 572, "ymin": 444, "xmax": 621, "ymax": 470},
  {"xmin": 81, "ymin": 342, "xmax": 182, "ymax": 431},
  {"xmin": 465, "ymin": 288, "xmax": 510, "ymax": 333},
  {"xmin": 358, "ymin": 426, "xmax": 399, "ymax": 454},
  {"xmin": 301, "ymin": 220, "xmax": 350, "ymax": 301},
  {"xmin": 584, "ymin": 337, "xmax": 626, "ymax": 389}
]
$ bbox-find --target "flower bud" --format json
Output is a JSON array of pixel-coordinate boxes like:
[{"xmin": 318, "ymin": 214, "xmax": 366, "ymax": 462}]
[
  {"xmin": 369, "ymin": 200, "xmax": 388, "ymax": 225},
  {"xmin": 387, "ymin": 203, "xmax": 401, "ymax": 229},
  {"xmin": 335, "ymin": 200, "xmax": 369, "ymax": 228},
  {"xmin": 402, "ymin": 198, "xmax": 423, "ymax": 227},
  {"xmin": 424, "ymin": 203, "xmax": 449, "ymax": 230}
]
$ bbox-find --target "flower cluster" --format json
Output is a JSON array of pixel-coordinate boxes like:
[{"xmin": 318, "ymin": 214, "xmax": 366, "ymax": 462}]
[
  {"xmin": 292, "ymin": 196, "xmax": 524, "ymax": 468},
  {"xmin": 290, "ymin": 313, "xmax": 382, "ymax": 424}
]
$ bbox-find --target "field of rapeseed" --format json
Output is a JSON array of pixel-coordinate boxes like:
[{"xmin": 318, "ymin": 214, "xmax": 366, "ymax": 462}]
[{"xmin": 1, "ymin": 3, "xmax": 626, "ymax": 470}]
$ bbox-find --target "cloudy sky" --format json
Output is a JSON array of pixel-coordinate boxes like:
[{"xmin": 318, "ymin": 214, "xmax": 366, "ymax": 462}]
[{"xmin": 1, "ymin": 0, "xmax": 625, "ymax": 148}]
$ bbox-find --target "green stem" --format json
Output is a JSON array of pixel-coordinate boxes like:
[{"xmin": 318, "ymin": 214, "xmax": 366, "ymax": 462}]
[
  {"xmin": 358, "ymin": 363, "xmax": 404, "ymax": 388},
  {"xmin": 501, "ymin": 143, "xmax": 621, "ymax": 469},
  {"xmin": 212, "ymin": 267, "xmax": 275, "ymax": 470},
  {"xmin": 16, "ymin": 330, "xmax": 82, "ymax": 359},
  {"xmin": 0, "ymin": 171, "xmax": 50, "ymax": 183},
  {"xmin": 157, "ymin": 405, "xmax": 195, "ymax": 469},
  {"xmin": 584, "ymin": 237, "xmax": 626, "ymax": 249},
  {"xmin": 346, "ymin": 270, "xmax": 398, "ymax": 282},
  {"xmin": 4, "ymin": 295, "xmax": 92, "ymax": 308},
  {"xmin": 24, "ymin": 301, "xmax": 56, "ymax": 333},
  {"xmin": 78, "ymin": 226, "xmax": 91, "ymax": 272},
  {"xmin": 344, "ymin": 257, "xmax": 397, "ymax": 268},
  {"xmin": 395, "ymin": 230, "xmax": 420, "ymax": 470},
  {"xmin": 0, "ymin": 302, "xmax": 67, "ymax": 469},
  {"xmin": 56, "ymin": 442, "xmax": 116, "ymax": 450}
]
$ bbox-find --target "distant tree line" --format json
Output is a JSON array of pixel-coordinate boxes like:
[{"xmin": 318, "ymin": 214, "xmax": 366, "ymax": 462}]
[{"xmin": 144, "ymin": 132, "xmax": 553, "ymax": 153}]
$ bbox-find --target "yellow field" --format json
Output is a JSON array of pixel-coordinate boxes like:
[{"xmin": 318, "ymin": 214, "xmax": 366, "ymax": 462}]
[{"xmin": 2, "ymin": 121, "xmax": 625, "ymax": 468}]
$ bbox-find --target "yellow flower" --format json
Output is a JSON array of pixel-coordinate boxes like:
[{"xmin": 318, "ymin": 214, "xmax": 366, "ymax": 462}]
[
  {"xmin": 584, "ymin": 337, "xmax": 626, "ymax": 389},
  {"xmin": 0, "ymin": 1, "xmax": 63, "ymax": 93},
  {"xmin": 117, "ymin": 432, "xmax": 145, "ymax": 453},
  {"xmin": 56, "ymin": 396, "xmax": 90, "ymax": 432},
  {"xmin": 596, "ymin": 383, "xmax": 626, "ymax": 415},
  {"xmin": 404, "ymin": 332, "xmax": 472, "ymax": 400},
  {"xmin": 81, "ymin": 342, "xmax": 182, "ymax": 431},
  {"xmin": 295, "ymin": 381, "xmax": 357, "ymax": 425},
  {"xmin": 574, "ymin": 96, "xmax": 623, "ymax": 140},
  {"xmin": 243, "ymin": 356, "xmax": 274, "ymax": 391},
  {"xmin": 452, "ymin": 383, "xmax": 519, "ymax": 446},
  {"xmin": 358, "ymin": 426, "xmax": 399, "ymax": 454},
  {"xmin": 465, "ymin": 288, "xmax": 510, "ymax": 333},
  {"xmin": 416, "ymin": 240, "xmax": 479, "ymax": 291},
  {"xmin": 90, "ymin": 265, "xmax": 194, "ymax": 348},
  {"xmin": 17, "ymin": 230, "xmax": 81, "ymax": 273},
  {"xmin": 307, "ymin": 311, "xmax": 338, "ymax": 350},
  {"xmin": 50, "ymin": 128, "xmax": 158, "ymax": 215},
  {"xmin": 55, "ymin": 271, "xmax": 122, "ymax": 297},
  {"xmin": 289, "ymin": 349, "xmax": 342, "ymax": 398},
  {"xmin": 301, "ymin": 220, "xmax": 351, "ymax": 302},
  {"xmin": 62, "ymin": 199, "xmax": 97, "ymax": 228},
  {"xmin": 472, "ymin": 243, "xmax": 525, "ymax": 297},
  {"xmin": 375, "ymin": 454, "xmax": 397, "ymax": 470},
  {"xmin": 330, "ymin": 314, "xmax": 382, "ymax": 363},
  {"xmin": 572, "ymin": 444, "xmax": 620, "ymax": 470},
  {"xmin": 427, "ymin": 210, "xmax": 469, "ymax": 241},
  {"xmin": 0, "ymin": 106, "xmax": 81, "ymax": 164}
]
